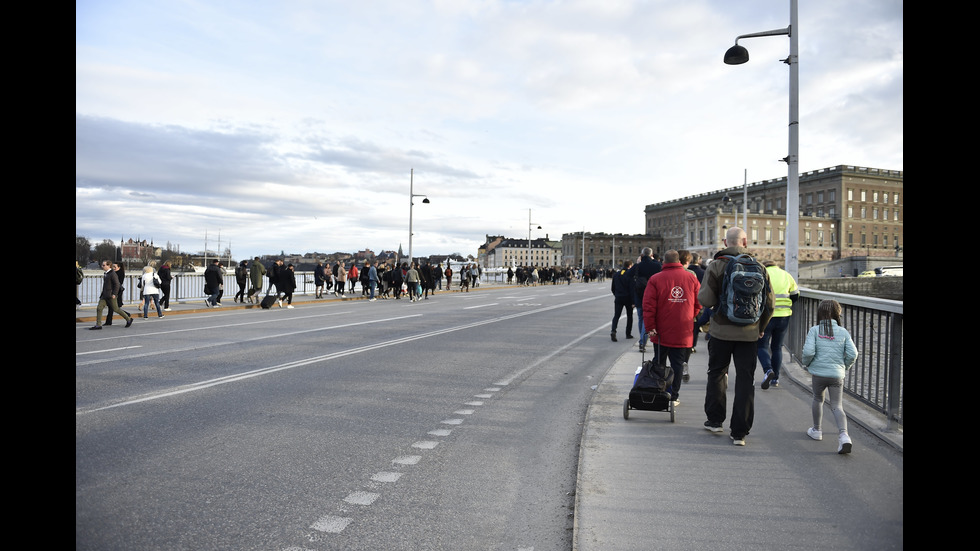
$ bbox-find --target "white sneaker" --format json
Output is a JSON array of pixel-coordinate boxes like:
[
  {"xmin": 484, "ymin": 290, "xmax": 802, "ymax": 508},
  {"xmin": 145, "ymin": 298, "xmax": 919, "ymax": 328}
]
[
  {"xmin": 807, "ymin": 427, "xmax": 823, "ymax": 441},
  {"xmin": 287, "ymin": 305, "xmax": 294, "ymax": 309},
  {"xmin": 838, "ymin": 433, "xmax": 852, "ymax": 454}
]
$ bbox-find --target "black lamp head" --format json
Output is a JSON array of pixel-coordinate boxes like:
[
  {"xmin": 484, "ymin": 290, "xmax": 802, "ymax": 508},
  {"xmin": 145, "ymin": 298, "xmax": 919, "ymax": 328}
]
[{"xmin": 724, "ymin": 44, "xmax": 749, "ymax": 65}]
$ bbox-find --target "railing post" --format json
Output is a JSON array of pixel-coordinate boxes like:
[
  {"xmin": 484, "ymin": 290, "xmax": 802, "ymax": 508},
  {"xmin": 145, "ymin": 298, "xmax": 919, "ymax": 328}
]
[{"xmin": 885, "ymin": 313, "xmax": 903, "ymax": 431}]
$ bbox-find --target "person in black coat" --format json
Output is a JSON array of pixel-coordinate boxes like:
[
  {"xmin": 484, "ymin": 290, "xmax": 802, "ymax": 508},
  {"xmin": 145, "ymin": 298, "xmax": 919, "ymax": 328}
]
[
  {"xmin": 204, "ymin": 259, "xmax": 223, "ymax": 308},
  {"xmin": 106, "ymin": 263, "xmax": 130, "ymax": 325},
  {"xmin": 610, "ymin": 260, "xmax": 634, "ymax": 342},
  {"xmin": 158, "ymin": 262, "xmax": 173, "ymax": 310},
  {"xmin": 279, "ymin": 264, "xmax": 297, "ymax": 308},
  {"xmin": 235, "ymin": 260, "xmax": 249, "ymax": 303}
]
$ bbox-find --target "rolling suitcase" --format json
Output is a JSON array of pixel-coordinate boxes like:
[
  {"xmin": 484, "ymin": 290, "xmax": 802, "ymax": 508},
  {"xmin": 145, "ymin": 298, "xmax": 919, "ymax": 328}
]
[{"xmin": 260, "ymin": 294, "xmax": 278, "ymax": 309}]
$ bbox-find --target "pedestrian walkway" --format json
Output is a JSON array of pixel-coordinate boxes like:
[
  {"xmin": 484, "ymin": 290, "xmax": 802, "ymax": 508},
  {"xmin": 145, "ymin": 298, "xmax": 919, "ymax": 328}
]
[
  {"xmin": 573, "ymin": 339, "xmax": 903, "ymax": 550},
  {"xmin": 74, "ymin": 279, "xmax": 521, "ymax": 324}
]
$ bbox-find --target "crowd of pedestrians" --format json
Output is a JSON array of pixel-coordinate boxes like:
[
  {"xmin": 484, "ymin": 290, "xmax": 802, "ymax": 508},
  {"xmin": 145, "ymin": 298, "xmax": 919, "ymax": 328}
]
[{"xmin": 605, "ymin": 227, "xmax": 856, "ymax": 454}]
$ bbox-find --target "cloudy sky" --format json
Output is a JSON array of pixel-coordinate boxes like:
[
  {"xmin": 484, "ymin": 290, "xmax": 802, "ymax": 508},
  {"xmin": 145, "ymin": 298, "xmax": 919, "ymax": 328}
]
[{"xmin": 76, "ymin": 0, "xmax": 903, "ymax": 261}]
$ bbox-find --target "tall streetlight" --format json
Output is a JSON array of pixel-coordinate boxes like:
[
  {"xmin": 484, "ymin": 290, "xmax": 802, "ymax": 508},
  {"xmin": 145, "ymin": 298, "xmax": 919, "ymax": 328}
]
[
  {"xmin": 408, "ymin": 168, "xmax": 429, "ymax": 265},
  {"xmin": 723, "ymin": 0, "xmax": 799, "ymax": 280},
  {"xmin": 527, "ymin": 208, "xmax": 541, "ymax": 267}
]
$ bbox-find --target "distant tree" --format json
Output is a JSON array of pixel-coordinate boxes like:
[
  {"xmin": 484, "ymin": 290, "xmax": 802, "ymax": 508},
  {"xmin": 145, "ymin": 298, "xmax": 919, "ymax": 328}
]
[
  {"xmin": 76, "ymin": 235, "xmax": 91, "ymax": 263},
  {"xmin": 93, "ymin": 239, "xmax": 116, "ymax": 263}
]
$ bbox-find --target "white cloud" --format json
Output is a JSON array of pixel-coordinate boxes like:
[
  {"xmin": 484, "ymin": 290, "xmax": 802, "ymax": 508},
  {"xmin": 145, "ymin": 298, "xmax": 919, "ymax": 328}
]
[{"xmin": 76, "ymin": 0, "xmax": 903, "ymax": 261}]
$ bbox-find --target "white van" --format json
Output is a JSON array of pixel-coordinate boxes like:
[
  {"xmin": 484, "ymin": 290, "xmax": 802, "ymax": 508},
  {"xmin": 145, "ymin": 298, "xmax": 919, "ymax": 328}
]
[{"xmin": 875, "ymin": 266, "xmax": 903, "ymax": 277}]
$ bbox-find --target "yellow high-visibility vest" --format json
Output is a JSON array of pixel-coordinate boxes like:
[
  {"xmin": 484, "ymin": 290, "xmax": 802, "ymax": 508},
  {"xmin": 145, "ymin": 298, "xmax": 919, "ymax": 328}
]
[{"xmin": 766, "ymin": 266, "xmax": 798, "ymax": 317}]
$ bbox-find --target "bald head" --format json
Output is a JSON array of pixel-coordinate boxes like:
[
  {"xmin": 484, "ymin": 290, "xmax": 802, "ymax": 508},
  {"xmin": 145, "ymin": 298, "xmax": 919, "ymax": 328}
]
[{"xmin": 725, "ymin": 227, "xmax": 747, "ymax": 248}]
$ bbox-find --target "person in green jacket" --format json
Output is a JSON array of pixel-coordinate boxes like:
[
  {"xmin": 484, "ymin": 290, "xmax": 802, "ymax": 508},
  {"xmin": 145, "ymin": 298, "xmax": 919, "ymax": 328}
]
[{"xmin": 247, "ymin": 256, "xmax": 266, "ymax": 304}]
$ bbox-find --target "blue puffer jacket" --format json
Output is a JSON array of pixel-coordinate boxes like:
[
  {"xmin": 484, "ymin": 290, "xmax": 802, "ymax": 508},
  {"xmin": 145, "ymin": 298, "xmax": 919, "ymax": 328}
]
[{"xmin": 801, "ymin": 320, "xmax": 858, "ymax": 379}]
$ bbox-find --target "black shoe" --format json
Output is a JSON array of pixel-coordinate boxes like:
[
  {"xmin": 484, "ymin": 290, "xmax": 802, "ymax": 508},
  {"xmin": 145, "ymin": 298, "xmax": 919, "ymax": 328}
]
[
  {"xmin": 89, "ymin": 325, "xmax": 102, "ymax": 330},
  {"xmin": 626, "ymin": 334, "xmax": 634, "ymax": 339},
  {"xmin": 704, "ymin": 421, "xmax": 723, "ymax": 433},
  {"xmin": 610, "ymin": 333, "xmax": 617, "ymax": 342},
  {"xmin": 125, "ymin": 318, "xmax": 134, "ymax": 328},
  {"xmin": 638, "ymin": 345, "xmax": 646, "ymax": 353},
  {"xmin": 104, "ymin": 322, "xmax": 112, "ymax": 326}
]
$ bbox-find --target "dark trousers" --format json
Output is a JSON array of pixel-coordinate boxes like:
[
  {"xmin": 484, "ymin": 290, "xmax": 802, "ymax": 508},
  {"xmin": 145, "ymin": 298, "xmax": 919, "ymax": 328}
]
[
  {"xmin": 160, "ymin": 284, "xmax": 171, "ymax": 308},
  {"xmin": 757, "ymin": 315, "xmax": 790, "ymax": 380},
  {"xmin": 704, "ymin": 338, "xmax": 758, "ymax": 438},
  {"xmin": 611, "ymin": 300, "xmax": 633, "ymax": 336},
  {"xmin": 651, "ymin": 342, "xmax": 688, "ymax": 399}
]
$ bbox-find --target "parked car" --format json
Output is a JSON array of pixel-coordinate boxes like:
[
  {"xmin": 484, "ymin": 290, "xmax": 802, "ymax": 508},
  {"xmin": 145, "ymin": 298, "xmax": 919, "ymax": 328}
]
[
  {"xmin": 876, "ymin": 266, "xmax": 903, "ymax": 277},
  {"xmin": 858, "ymin": 270, "xmax": 877, "ymax": 278}
]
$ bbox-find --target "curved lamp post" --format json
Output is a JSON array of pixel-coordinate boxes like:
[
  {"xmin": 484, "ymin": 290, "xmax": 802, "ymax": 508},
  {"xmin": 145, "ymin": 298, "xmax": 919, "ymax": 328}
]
[
  {"xmin": 724, "ymin": 0, "xmax": 799, "ymax": 279},
  {"xmin": 528, "ymin": 209, "xmax": 541, "ymax": 267},
  {"xmin": 408, "ymin": 168, "xmax": 429, "ymax": 265}
]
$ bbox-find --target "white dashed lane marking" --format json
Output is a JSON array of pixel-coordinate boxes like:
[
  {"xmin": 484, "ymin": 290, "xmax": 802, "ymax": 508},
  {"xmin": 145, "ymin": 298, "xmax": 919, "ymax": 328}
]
[{"xmin": 304, "ymin": 380, "xmax": 507, "ymax": 542}]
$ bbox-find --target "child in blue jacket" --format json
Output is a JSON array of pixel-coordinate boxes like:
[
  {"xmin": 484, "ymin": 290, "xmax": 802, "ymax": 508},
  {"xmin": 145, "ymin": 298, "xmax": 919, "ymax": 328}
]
[{"xmin": 802, "ymin": 299, "xmax": 858, "ymax": 454}]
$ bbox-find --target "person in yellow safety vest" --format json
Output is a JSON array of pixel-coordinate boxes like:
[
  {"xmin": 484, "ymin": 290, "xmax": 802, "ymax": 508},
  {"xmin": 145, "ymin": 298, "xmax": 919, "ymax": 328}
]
[{"xmin": 758, "ymin": 260, "xmax": 799, "ymax": 389}]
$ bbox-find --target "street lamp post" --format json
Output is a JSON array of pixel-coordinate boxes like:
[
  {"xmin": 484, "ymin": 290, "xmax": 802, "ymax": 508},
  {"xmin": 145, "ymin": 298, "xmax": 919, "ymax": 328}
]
[
  {"xmin": 724, "ymin": 0, "xmax": 799, "ymax": 279},
  {"xmin": 408, "ymin": 168, "xmax": 429, "ymax": 266},
  {"xmin": 527, "ymin": 208, "xmax": 541, "ymax": 268}
]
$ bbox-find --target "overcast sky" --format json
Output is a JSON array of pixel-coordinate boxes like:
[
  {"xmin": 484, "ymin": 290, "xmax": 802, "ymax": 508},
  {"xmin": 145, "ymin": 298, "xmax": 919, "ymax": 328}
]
[{"xmin": 76, "ymin": 0, "xmax": 903, "ymax": 261}]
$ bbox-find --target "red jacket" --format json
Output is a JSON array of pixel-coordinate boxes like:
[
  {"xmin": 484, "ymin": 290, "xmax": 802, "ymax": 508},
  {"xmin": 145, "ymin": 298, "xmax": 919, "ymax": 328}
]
[{"xmin": 642, "ymin": 263, "xmax": 702, "ymax": 348}]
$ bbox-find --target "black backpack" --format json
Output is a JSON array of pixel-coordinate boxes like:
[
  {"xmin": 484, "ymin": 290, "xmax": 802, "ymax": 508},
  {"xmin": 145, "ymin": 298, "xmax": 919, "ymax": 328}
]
[{"xmin": 717, "ymin": 254, "xmax": 769, "ymax": 326}]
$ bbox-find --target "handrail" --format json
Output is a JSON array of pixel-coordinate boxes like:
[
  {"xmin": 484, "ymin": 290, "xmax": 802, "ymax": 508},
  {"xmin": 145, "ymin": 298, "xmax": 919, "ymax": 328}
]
[{"xmin": 788, "ymin": 288, "xmax": 903, "ymax": 429}]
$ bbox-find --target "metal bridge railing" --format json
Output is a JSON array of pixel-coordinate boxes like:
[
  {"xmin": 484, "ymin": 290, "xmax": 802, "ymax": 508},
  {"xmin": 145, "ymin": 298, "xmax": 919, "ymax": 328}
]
[{"xmin": 787, "ymin": 289, "xmax": 903, "ymax": 430}]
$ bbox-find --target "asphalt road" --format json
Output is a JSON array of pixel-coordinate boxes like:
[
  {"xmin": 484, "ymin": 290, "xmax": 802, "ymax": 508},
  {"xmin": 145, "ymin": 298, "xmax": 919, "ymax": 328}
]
[{"xmin": 77, "ymin": 283, "xmax": 615, "ymax": 551}]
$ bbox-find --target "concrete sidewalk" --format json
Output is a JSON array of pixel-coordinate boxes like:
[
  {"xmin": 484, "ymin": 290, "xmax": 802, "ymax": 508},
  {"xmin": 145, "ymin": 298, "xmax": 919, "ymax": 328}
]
[{"xmin": 573, "ymin": 339, "xmax": 902, "ymax": 550}]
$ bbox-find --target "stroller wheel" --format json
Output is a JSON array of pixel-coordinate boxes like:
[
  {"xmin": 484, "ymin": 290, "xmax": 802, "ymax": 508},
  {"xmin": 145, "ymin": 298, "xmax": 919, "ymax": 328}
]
[{"xmin": 623, "ymin": 398, "xmax": 630, "ymax": 420}]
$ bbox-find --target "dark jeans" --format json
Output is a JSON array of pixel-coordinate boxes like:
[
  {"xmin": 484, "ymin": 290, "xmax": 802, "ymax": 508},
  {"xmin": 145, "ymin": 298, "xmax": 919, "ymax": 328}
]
[
  {"xmin": 635, "ymin": 301, "xmax": 647, "ymax": 346},
  {"xmin": 160, "ymin": 284, "xmax": 171, "ymax": 308},
  {"xmin": 704, "ymin": 338, "xmax": 758, "ymax": 438},
  {"xmin": 612, "ymin": 300, "xmax": 633, "ymax": 336},
  {"xmin": 757, "ymin": 315, "xmax": 790, "ymax": 380}
]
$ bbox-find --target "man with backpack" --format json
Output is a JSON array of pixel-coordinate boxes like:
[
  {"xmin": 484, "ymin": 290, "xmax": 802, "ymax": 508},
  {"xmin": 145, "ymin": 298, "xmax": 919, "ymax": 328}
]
[{"xmin": 697, "ymin": 227, "xmax": 775, "ymax": 446}]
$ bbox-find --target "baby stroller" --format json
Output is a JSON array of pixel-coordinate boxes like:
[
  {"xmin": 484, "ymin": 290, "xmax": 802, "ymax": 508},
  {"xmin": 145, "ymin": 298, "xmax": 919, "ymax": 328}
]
[{"xmin": 623, "ymin": 346, "xmax": 675, "ymax": 422}]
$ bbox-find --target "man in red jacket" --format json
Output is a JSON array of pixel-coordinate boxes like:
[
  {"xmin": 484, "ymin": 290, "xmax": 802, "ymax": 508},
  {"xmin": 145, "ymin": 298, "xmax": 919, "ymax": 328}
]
[{"xmin": 642, "ymin": 249, "xmax": 702, "ymax": 405}]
